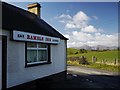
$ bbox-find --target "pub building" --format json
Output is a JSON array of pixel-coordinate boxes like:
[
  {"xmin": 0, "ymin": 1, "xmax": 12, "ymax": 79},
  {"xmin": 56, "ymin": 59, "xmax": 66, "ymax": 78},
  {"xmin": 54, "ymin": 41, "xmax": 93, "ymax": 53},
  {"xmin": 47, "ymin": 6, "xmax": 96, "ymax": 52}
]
[{"xmin": 0, "ymin": 2, "xmax": 68, "ymax": 89}]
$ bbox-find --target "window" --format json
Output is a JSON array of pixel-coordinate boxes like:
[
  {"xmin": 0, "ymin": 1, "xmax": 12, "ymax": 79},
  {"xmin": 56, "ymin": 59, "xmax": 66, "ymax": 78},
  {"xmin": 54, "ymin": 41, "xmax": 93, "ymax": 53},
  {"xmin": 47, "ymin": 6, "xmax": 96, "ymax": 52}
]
[{"xmin": 26, "ymin": 42, "xmax": 50, "ymax": 67}]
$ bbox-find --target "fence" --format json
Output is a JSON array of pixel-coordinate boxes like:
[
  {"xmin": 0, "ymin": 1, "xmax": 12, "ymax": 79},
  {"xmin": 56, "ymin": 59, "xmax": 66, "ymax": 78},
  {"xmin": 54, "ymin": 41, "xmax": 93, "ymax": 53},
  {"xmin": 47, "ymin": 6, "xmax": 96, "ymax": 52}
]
[{"xmin": 67, "ymin": 56, "xmax": 119, "ymax": 66}]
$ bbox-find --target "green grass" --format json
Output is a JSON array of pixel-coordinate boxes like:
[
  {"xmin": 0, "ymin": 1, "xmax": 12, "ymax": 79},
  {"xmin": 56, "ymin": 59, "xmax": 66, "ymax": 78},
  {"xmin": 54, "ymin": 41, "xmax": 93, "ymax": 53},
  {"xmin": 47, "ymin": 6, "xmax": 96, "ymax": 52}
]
[
  {"xmin": 68, "ymin": 49, "xmax": 119, "ymax": 63},
  {"xmin": 67, "ymin": 48, "xmax": 119, "ymax": 72},
  {"xmin": 67, "ymin": 48, "xmax": 80, "ymax": 55},
  {"xmin": 67, "ymin": 60, "xmax": 120, "ymax": 72}
]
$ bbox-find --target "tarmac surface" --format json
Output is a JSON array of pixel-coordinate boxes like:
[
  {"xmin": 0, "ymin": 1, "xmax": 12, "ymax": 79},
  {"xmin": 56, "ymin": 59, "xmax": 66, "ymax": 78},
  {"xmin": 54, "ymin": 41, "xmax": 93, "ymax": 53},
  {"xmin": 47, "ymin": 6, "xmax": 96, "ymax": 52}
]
[
  {"xmin": 67, "ymin": 65, "xmax": 119, "ymax": 75},
  {"xmin": 51, "ymin": 66, "xmax": 120, "ymax": 88}
]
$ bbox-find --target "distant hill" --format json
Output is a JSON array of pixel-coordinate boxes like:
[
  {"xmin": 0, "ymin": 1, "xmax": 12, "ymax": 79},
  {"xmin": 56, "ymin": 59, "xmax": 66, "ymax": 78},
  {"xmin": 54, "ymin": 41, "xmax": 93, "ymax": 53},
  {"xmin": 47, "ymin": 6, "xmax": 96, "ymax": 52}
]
[{"xmin": 69, "ymin": 45, "xmax": 118, "ymax": 50}]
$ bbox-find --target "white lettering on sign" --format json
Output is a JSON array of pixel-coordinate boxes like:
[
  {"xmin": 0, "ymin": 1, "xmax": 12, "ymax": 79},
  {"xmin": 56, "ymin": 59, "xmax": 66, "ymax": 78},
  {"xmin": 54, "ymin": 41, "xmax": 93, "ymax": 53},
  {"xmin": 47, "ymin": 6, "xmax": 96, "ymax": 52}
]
[{"xmin": 13, "ymin": 30, "xmax": 60, "ymax": 44}]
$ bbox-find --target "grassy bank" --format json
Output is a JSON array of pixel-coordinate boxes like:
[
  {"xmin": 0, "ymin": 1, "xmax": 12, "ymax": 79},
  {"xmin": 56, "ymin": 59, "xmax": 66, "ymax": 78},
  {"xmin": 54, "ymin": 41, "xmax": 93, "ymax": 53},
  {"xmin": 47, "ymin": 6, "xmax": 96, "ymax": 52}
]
[
  {"xmin": 67, "ymin": 60, "xmax": 120, "ymax": 72},
  {"xmin": 68, "ymin": 49, "xmax": 118, "ymax": 63},
  {"xmin": 67, "ymin": 48, "xmax": 119, "ymax": 72}
]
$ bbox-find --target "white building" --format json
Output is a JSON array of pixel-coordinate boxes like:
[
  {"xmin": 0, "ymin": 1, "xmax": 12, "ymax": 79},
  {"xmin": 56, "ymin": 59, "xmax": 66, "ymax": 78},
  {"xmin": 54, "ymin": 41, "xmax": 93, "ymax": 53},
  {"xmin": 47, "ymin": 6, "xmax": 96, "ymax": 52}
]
[{"xmin": 0, "ymin": 2, "xmax": 68, "ymax": 89}]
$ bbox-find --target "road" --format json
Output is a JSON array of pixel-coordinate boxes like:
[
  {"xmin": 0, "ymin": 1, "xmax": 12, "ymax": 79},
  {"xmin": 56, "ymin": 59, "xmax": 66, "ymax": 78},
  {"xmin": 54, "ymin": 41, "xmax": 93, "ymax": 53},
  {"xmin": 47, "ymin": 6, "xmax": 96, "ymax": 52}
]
[
  {"xmin": 67, "ymin": 65, "xmax": 119, "ymax": 75},
  {"xmin": 35, "ymin": 65, "xmax": 120, "ymax": 88},
  {"xmin": 64, "ymin": 66, "xmax": 120, "ymax": 88}
]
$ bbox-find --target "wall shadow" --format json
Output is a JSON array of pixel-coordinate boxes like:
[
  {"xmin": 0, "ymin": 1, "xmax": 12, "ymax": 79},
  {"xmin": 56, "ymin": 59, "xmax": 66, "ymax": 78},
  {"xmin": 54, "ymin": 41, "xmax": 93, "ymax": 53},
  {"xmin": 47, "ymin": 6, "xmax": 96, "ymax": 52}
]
[{"xmin": 50, "ymin": 71, "xmax": 120, "ymax": 88}]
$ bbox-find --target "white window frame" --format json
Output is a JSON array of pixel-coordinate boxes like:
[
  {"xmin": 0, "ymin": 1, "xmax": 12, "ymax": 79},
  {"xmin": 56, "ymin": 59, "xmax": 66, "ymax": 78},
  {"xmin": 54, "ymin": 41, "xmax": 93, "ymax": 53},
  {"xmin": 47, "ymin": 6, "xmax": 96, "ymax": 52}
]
[{"xmin": 26, "ymin": 42, "xmax": 50, "ymax": 66}]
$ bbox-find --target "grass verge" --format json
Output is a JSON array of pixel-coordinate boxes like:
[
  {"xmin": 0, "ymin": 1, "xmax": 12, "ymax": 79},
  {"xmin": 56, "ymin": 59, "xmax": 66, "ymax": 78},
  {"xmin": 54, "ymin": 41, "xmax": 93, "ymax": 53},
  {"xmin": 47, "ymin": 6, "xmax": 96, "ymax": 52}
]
[{"xmin": 67, "ymin": 60, "xmax": 120, "ymax": 72}]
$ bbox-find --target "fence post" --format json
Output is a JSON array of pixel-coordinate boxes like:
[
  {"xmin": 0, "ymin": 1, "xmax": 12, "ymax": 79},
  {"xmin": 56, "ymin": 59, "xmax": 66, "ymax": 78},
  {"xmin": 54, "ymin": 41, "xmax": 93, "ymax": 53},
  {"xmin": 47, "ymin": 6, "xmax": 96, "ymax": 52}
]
[
  {"xmin": 92, "ymin": 56, "xmax": 97, "ymax": 64},
  {"xmin": 114, "ymin": 58, "xmax": 116, "ymax": 65},
  {"xmin": 102, "ymin": 59, "xmax": 104, "ymax": 64}
]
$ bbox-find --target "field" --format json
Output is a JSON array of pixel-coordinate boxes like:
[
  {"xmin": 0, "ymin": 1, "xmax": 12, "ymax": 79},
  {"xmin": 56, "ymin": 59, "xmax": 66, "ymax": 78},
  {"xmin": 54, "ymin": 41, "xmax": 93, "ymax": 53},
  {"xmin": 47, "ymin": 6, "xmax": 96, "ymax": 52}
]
[
  {"xmin": 68, "ymin": 48, "xmax": 119, "ymax": 64},
  {"xmin": 67, "ymin": 48, "xmax": 120, "ymax": 72}
]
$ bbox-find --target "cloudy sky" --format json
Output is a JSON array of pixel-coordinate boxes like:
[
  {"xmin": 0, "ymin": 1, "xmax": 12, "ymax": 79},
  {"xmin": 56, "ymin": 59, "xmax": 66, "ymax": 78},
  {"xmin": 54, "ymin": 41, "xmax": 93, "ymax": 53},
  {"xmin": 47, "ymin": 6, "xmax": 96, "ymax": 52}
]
[{"xmin": 6, "ymin": 2, "xmax": 118, "ymax": 47}]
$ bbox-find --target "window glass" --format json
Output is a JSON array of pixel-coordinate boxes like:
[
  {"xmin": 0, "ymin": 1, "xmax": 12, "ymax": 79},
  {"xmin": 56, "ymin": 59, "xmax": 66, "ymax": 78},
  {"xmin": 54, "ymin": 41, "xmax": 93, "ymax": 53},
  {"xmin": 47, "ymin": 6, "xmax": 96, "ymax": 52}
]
[
  {"xmin": 38, "ymin": 50, "xmax": 47, "ymax": 61},
  {"xmin": 27, "ymin": 43, "xmax": 37, "ymax": 48},
  {"xmin": 27, "ymin": 50, "xmax": 37, "ymax": 63},
  {"xmin": 26, "ymin": 42, "xmax": 49, "ymax": 66},
  {"xmin": 38, "ymin": 43, "xmax": 47, "ymax": 48}
]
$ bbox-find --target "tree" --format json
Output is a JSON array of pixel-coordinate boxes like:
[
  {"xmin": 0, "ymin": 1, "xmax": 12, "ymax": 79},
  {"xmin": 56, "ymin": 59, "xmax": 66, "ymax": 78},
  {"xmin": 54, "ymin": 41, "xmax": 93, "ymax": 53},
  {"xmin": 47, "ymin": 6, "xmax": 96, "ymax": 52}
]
[{"xmin": 79, "ymin": 49, "xmax": 87, "ymax": 54}]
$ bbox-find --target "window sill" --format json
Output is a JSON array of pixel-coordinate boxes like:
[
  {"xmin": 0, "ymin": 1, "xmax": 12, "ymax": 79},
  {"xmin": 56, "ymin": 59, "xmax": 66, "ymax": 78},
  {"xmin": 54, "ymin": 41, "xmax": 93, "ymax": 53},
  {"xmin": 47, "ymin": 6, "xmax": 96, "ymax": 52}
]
[{"xmin": 25, "ymin": 62, "xmax": 51, "ymax": 68}]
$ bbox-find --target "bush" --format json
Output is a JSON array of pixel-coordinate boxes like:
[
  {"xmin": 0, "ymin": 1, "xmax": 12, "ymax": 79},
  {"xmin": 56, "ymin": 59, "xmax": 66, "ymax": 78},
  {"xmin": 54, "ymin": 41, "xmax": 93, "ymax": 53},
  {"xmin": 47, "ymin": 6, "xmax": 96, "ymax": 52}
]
[
  {"xmin": 79, "ymin": 49, "xmax": 87, "ymax": 54},
  {"xmin": 67, "ymin": 56, "xmax": 89, "ymax": 65},
  {"xmin": 75, "ymin": 52, "xmax": 79, "ymax": 54},
  {"xmin": 79, "ymin": 56, "xmax": 89, "ymax": 65}
]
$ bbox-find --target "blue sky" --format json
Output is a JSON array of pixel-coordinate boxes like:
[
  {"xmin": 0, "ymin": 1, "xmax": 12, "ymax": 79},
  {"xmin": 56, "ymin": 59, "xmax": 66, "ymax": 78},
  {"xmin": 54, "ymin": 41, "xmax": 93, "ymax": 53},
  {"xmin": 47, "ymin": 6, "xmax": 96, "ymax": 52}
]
[{"xmin": 7, "ymin": 2, "xmax": 118, "ymax": 47}]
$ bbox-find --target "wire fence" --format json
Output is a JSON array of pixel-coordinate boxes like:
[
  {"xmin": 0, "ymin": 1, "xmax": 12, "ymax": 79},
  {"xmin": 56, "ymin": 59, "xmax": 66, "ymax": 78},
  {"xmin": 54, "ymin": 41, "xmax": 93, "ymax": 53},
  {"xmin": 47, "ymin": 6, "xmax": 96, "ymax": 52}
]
[{"xmin": 67, "ymin": 56, "xmax": 119, "ymax": 66}]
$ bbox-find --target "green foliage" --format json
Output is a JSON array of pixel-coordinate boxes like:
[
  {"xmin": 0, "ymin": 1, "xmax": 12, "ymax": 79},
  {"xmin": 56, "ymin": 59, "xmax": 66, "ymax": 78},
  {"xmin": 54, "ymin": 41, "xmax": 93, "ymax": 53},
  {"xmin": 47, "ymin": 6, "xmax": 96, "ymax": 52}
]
[
  {"xmin": 67, "ymin": 48, "xmax": 79, "ymax": 55},
  {"xmin": 87, "ymin": 63, "xmax": 120, "ymax": 72},
  {"xmin": 68, "ymin": 49, "xmax": 118, "ymax": 63},
  {"xmin": 79, "ymin": 49, "xmax": 87, "ymax": 53},
  {"xmin": 67, "ymin": 48, "xmax": 119, "ymax": 72},
  {"xmin": 67, "ymin": 60, "xmax": 79, "ymax": 66},
  {"xmin": 67, "ymin": 48, "xmax": 88, "ymax": 55},
  {"xmin": 67, "ymin": 56, "xmax": 89, "ymax": 65},
  {"xmin": 67, "ymin": 61, "xmax": 120, "ymax": 72}
]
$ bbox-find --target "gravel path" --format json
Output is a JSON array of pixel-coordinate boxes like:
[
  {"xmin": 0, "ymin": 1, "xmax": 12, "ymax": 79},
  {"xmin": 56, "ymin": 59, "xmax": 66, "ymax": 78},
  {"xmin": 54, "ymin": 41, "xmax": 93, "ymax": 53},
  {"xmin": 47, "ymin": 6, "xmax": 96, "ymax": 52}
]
[{"xmin": 67, "ymin": 65, "xmax": 119, "ymax": 75}]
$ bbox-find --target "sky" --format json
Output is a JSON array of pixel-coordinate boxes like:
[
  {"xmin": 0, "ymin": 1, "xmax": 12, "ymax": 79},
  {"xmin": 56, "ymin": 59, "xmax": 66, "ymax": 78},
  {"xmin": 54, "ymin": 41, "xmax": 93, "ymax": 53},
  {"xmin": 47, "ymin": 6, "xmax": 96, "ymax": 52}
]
[{"xmin": 5, "ymin": 2, "xmax": 119, "ymax": 47}]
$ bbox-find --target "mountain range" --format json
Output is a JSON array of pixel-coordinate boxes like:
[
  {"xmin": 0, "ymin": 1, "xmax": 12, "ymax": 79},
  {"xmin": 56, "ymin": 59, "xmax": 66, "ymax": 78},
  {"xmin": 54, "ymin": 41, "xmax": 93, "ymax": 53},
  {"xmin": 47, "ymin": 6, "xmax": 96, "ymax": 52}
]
[{"xmin": 71, "ymin": 45, "xmax": 118, "ymax": 50}]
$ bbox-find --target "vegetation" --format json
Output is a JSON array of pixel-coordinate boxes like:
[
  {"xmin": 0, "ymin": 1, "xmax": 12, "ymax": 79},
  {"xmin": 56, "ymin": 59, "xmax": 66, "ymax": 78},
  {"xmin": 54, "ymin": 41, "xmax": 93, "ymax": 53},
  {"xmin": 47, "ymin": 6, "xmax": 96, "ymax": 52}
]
[
  {"xmin": 67, "ymin": 60, "xmax": 120, "ymax": 72},
  {"xmin": 67, "ymin": 48, "xmax": 120, "ymax": 72},
  {"xmin": 68, "ymin": 48, "xmax": 119, "ymax": 63},
  {"xmin": 67, "ymin": 48, "xmax": 80, "ymax": 55}
]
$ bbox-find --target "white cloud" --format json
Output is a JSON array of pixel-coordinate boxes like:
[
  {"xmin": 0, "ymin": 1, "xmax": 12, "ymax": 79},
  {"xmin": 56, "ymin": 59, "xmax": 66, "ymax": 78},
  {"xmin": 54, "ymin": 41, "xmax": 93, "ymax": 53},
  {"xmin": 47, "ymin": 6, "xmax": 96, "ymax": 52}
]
[
  {"xmin": 55, "ymin": 11, "xmax": 102, "ymax": 33},
  {"xmin": 94, "ymin": 33, "xmax": 118, "ymax": 46},
  {"xmin": 58, "ymin": 14, "xmax": 72, "ymax": 19},
  {"xmin": 72, "ymin": 31, "xmax": 94, "ymax": 42},
  {"xmin": 55, "ymin": 14, "xmax": 72, "ymax": 24},
  {"xmin": 73, "ymin": 11, "xmax": 90, "ymax": 23},
  {"xmin": 64, "ymin": 31, "xmax": 118, "ymax": 47},
  {"xmin": 55, "ymin": 11, "xmax": 118, "ymax": 47},
  {"xmin": 55, "ymin": 11, "xmax": 89, "ymax": 30},
  {"xmin": 81, "ymin": 25, "xmax": 97, "ymax": 33},
  {"xmin": 66, "ymin": 11, "xmax": 90, "ymax": 29},
  {"xmin": 65, "ymin": 23, "xmax": 76, "ymax": 29},
  {"xmin": 65, "ymin": 20, "xmax": 88, "ymax": 30}
]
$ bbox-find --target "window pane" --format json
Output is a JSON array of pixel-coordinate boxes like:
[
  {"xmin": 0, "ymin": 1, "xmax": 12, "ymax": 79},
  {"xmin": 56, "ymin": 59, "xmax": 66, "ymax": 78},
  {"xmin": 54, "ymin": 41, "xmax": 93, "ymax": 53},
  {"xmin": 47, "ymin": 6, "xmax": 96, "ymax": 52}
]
[
  {"xmin": 38, "ymin": 50, "xmax": 47, "ymax": 61},
  {"xmin": 27, "ymin": 42, "xmax": 37, "ymax": 48},
  {"xmin": 27, "ymin": 50, "xmax": 37, "ymax": 63},
  {"xmin": 26, "ymin": 42, "xmax": 50, "ymax": 65},
  {"xmin": 38, "ymin": 43, "xmax": 47, "ymax": 48}
]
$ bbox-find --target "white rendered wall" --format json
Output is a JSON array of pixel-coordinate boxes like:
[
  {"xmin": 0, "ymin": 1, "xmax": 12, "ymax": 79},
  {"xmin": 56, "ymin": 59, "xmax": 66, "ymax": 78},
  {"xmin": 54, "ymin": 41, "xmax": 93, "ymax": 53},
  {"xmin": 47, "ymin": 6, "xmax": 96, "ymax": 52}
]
[{"xmin": 2, "ymin": 30, "xmax": 67, "ymax": 88}]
